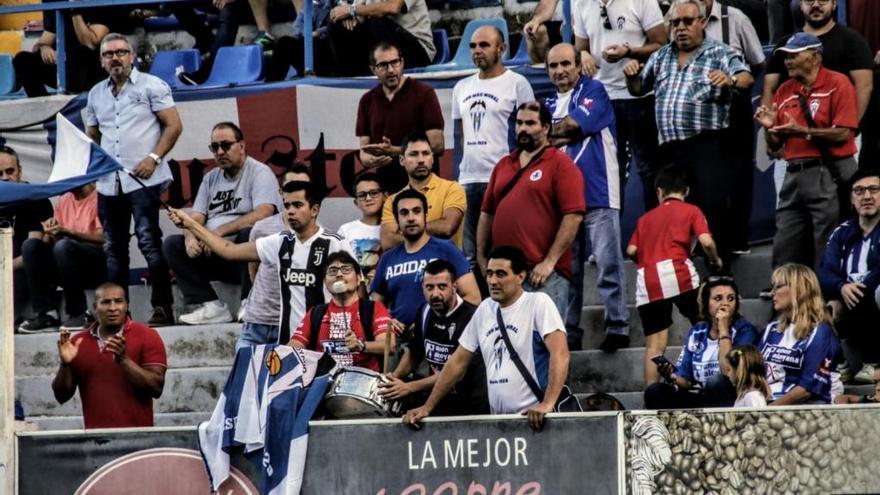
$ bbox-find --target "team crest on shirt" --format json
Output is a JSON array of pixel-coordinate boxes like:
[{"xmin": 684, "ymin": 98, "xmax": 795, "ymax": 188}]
[
  {"xmin": 312, "ymin": 245, "xmax": 326, "ymax": 266},
  {"xmin": 470, "ymin": 100, "xmax": 487, "ymax": 134},
  {"xmin": 809, "ymin": 99, "xmax": 820, "ymax": 118},
  {"xmin": 687, "ymin": 337, "xmax": 705, "ymax": 354},
  {"xmin": 265, "ymin": 350, "xmax": 282, "ymax": 375},
  {"xmin": 616, "ymin": 16, "xmax": 625, "ymax": 30},
  {"xmin": 530, "ymin": 170, "xmax": 543, "ymax": 182},
  {"xmin": 492, "ymin": 336, "xmax": 506, "ymax": 369}
]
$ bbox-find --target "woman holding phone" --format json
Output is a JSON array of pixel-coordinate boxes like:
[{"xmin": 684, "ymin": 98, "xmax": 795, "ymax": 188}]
[{"xmin": 644, "ymin": 277, "xmax": 760, "ymax": 409}]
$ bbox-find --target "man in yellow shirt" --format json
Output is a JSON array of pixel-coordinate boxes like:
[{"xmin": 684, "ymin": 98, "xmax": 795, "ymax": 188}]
[{"xmin": 380, "ymin": 131, "xmax": 466, "ymax": 250}]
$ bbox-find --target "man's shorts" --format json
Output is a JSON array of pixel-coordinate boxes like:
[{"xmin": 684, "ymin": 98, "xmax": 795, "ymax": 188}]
[{"xmin": 637, "ymin": 289, "xmax": 699, "ymax": 336}]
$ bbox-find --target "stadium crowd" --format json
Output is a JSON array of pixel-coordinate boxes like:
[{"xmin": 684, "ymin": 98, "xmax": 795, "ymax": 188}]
[{"xmin": 1, "ymin": 0, "xmax": 879, "ymax": 430}]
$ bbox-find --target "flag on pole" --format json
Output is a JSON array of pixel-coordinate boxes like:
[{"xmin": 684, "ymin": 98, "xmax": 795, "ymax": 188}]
[{"xmin": 0, "ymin": 113, "xmax": 122, "ymax": 207}]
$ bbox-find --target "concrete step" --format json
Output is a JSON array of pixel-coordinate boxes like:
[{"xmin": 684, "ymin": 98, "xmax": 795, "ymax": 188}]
[
  {"xmin": 578, "ymin": 298, "xmax": 774, "ymax": 349},
  {"xmin": 568, "ymin": 347, "xmax": 683, "ymax": 394},
  {"xmin": 15, "ymin": 324, "xmax": 240, "ymax": 376},
  {"xmin": 24, "ymin": 411, "xmax": 212, "ymax": 431},
  {"xmin": 17, "ymin": 367, "xmax": 230, "ymax": 418}
]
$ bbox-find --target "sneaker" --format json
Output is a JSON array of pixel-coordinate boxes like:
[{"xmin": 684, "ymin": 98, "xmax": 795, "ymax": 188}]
[
  {"xmin": 18, "ymin": 313, "xmax": 61, "ymax": 334},
  {"xmin": 599, "ymin": 334, "xmax": 630, "ymax": 353},
  {"xmin": 176, "ymin": 66, "xmax": 202, "ymax": 86},
  {"xmin": 759, "ymin": 287, "xmax": 773, "ymax": 299},
  {"xmin": 60, "ymin": 313, "xmax": 89, "ymax": 331},
  {"xmin": 732, "ymin": 249, "xmax": 751, "ymax": 256},
  {"xmin": 148, "ymin": 306, "xmax": 175, "ymax": 327},
  {"xmin": 252, "ymin": 31, "xmax": 275, "ymax": 51},
  {"xmin": 179, "ymin": 300, "xmax": 233, "ymax": 325},
  {"xmin": 853, "ymin": 364, "xmax": 877, "ymax": 384},
  {"xmin": 839, "ymin": 360, "xmax": 853, "ymax": 384},
  {"xmin": 237, "ymin": 298, "xmax": 247, "ymax": 322}
]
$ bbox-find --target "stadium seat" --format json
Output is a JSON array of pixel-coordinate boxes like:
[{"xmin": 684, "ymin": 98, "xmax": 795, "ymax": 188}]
[
  {"xmin": 505, "ymin": 36, "xmax": 531, "ymax": 66},
  {"xmin": 432, "ymin": 29, "xmax": 451, "ymax": 64},
  {"xmin": 149, "ymin": 49, "xmax": 200, "ymax": 89},
  {"xmin": 199, "ymin": 45, "xmax": 264, "ymax": 88},
  {"xmin": 143, "ymin": 14, "xmax": 185, "ymax": 31},
  {"xmin": 422, "ymin": 18, "xmax": 510, "ymax": 72},
  {"xmin": 0, "ymin": 54, "xmax": 17, "ymax": 95}
]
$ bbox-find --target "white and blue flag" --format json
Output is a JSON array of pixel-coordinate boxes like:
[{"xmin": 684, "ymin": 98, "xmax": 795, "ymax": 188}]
[{"xmin": 0, "ymin": 113, "xmax": 122, "ymax": 207}]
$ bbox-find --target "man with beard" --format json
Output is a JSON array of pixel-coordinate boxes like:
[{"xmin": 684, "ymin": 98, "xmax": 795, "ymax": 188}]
[
  {"xmin": 451, "ymin": 26, "xmax": 534, "ymax": 264},
  {"xmin": 543, "ymin": 43, "xmax": 629, "ymax": 352},
  {"xmin": 476, "ymin": 102, "xmax": 585, "ymax": 321},
  {"xmin": 86, "ymin": 33, "xmax": 183, "ymax": 327},
  {"xmin": 380, "ymin": 131, "xmax": 466, "ymax": 250},
  {"xmin": 163, "ymin": 122, "xmax": 281, "ymax": 325},
  {"xmin": 52, "ymin": 282, "xmax": 167, "ymax": 429},
  {"xmin": 357, "ymin": 43, "xmax": 444, "ymax": 193},
  {"xmin": 168, "ymin": 181, "xmax": 353, "ymax": 345},
  {"xmin": 754, "ymin": 33, "xmax": 859, "ymax": 269},
  {"xmin": 624, "ymin": 0, "xmax": 752, "ymax": 265},
  {"xmin": 379, "ymin": 259, "xmax": 489, "ymax": 415},
  {"xmin": 761, "ymin": 0, "xmax": 874, "ymax": 122},
  {"xmin": 371, "ymin": 189, "xmax": 480, "ymax": 328},
  {"xmin": 820, "ymin": 168, "xmax": 880, "ymax": 383},
  {"xmin": 403, "ymin": 246, "xmax": 569, "ymax": 431},
  {"xmin": 290, "ymin": 251, "xmax": 392, "ymax": 372}
]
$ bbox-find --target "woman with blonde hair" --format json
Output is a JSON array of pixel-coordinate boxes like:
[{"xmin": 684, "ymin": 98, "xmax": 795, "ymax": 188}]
[
  {"xmin": 726, "ymin": 345, "xmax": 771, "ymax": 407},
  {"xmin": 760, "ymin": 263, "xmax": 840, "ymax": 405}
]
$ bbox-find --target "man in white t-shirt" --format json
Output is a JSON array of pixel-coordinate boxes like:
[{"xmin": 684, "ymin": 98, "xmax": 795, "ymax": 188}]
[
  {"xmin": 526, "ymin": 0, "xmax": 667, "ymax": 211},
  {"xmin": 169, "ymin": 181, "xmax": 353, "ymax": 344},
  {"xmin": 452, "ymin": 26, "xmax": 534, "ymax": 263},
  {"xmin": 338, "ymin": 172, "xmax": 387, "ymax": 289},
  {"xmin": 403, "ymin": 245, "xmax": 569, "ymax": 431}
]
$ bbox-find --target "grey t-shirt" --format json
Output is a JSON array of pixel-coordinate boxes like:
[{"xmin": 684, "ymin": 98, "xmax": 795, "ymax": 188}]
[
  {"xmin": 244, "ymin": 213, "xmax": 286, "ymax": 326},
  {"xmin": 362, "ymin": 0, "xmax": 435, "ymax": 61},
  {"xmin": 192, "ymin": 156, "xmax": 282, "ymax": 232}
]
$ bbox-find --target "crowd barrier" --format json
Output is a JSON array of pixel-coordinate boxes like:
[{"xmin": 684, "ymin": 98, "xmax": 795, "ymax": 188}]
[{"xmin": 16, "ymin": 405, "xmax": 880, "ymax": 494}]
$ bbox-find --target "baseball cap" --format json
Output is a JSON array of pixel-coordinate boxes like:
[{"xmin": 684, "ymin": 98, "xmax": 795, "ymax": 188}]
[{"xmin": 775, "ymin": 32, "xmax": 823, "ymax": 54}]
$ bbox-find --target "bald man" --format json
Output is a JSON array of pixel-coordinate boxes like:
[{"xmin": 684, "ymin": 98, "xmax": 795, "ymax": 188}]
[{"xmin": 452, "ymin": 25, "xmax": 534, "ymax": 266}]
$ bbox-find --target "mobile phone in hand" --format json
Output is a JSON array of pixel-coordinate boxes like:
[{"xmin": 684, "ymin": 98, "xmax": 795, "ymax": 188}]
[{"xmin": 651, "ymin": 355, "xmax": 672, "ymax": 368}]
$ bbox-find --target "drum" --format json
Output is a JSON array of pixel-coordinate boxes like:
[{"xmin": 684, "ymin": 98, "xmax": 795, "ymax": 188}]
[{"xmin": 323, "ymin": 366, "xmax": 402, "ymax": 419}]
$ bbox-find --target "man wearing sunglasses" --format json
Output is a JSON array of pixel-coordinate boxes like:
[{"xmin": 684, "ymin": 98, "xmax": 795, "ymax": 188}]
[
  {"xmin": 820, "ymin": 168, "xmax": 880, "ymax": 386},
  {"xmin": 524, "ymin": 0, "xmax": 666, "ymax": 212},
  {"xmin": 163, "ymin": 122, "xmax": 282, "ymax": 325},
  {"xmin": 85, "ymin": 33, "xmax": 183, "ymax": 327},
  {"xmin": 624, "ymin": 0, "xmax": 753, "ymax": 266}
]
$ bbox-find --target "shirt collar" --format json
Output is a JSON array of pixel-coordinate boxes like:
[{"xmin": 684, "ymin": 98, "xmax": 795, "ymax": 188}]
[
  {"xmin": 88, "ymin": 317, "xmax": 132, "ymax": 345},
  {"xmin": 707, "ymin": 0, "xmax": 722, "ymax": 22},
  {"xmin": 446, "ymin": 295, "xmax": 464, "ymax": 317},
  {"xmin": 104, "ymin": 66, "xmax": 141, "ymax": 88}
]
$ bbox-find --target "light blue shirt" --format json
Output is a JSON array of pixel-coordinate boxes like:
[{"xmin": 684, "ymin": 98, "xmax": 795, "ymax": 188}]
[{"xmin": 86, "ymin": 67, "xmax": 176, "ymax": 195}]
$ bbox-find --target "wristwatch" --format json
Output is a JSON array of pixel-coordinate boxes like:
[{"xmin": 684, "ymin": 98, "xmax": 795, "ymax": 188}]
[
  {"xmin": 730, "ymin": 74, "xmax": 738, "ymax": 87},
  {"xmin": 349, "ymin": 3, "xmax": 356, "ymax": 18},
  {"xmin": 148, "ymin": 152, "xmax": 163, "ymax": 164}
]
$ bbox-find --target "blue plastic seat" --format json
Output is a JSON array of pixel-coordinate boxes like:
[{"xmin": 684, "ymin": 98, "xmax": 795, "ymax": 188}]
[
  {"xmin": 199, "ymin": 45, "xmax": 264, "ymax": 88},
  {"xmin": 432, "ymin": 29, "xmax": 451, "ymax": 64},
  {"xmin": 0, "ymin": 55, "xmax": 17, "ymax": 95},
  {"xmin": 422, "ymin": 18, "xmax": 510, "ymax": 72},
  {"xmin": 150, "ymin": 49, "xmax": 200, "ymax": 89},
  {"xmin": 505, "ymin": 36, "xmax": 532, "ymax": 66}
]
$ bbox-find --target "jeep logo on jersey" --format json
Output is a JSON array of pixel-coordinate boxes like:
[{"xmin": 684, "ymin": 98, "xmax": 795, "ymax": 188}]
[{"xmin": 282, "ymin": 268, "xmax": 317, "ymax": 286}]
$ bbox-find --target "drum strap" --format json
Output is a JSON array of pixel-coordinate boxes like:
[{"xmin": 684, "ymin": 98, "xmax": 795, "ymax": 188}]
[{"xmin": 308, "ymin": 299, "xmax": 375, "ymax": 351}]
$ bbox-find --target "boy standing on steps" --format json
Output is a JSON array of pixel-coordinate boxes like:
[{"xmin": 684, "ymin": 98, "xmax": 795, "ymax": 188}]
[{"xmin": 627, "ymin": 165, "xmax": 722, "ymax": 385}]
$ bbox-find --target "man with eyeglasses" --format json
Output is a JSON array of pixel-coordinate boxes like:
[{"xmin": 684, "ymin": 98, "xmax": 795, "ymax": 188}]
[
  {"xmin": 85, "ymin": 33, "xmax": 183, "ymax": 327},
  {"xmin": 163, "ymin": 122, "xmax": 282, "ymax": 325},
  {"xmin": 289, "ymin": 251, "xmax": 391, "ymax": 372},
  {"xmin": 338, "ymin": 172, "xmax": 387, "ymax": 289},
  {"xmin": 525, "ymin": 0, "xmax": 666, "ymax": 212},
  {"xmin": 451, "ymin": 26, "xmax": 534, "ymax": 269},
  {"xmin": 0, "ymin": 146, "xmax": 54, "ymax": 330},
  {"xmin": 820, "ymin": 168, "xmax": 880, "ymax": 384},
  {"xmin": 624, "ymin": 0, "xmax": 753, "ymax": 265},
  {"xmin": 755, "ymin": 33, "xmax": 859, "ymax": 269},
  {"xmin": 380, "ymin": 131, "xmax": 466, "ymax": 250},
  {"xmin": 356, "ymin": 42, "xmax": 444, "ymax": 194}
]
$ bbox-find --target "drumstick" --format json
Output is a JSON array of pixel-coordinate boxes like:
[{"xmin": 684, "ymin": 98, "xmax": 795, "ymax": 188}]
[{"xmin": 383, "ymin": 330, "xmax": 392, "ymax": 375}]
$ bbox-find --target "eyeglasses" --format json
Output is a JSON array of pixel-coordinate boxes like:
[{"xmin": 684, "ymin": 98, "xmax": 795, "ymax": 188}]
[
  {"xmin": 706, "ymin": 275, "xmax": 735, "ymax": 283},
  {"xmin": 770, "ymin": 282, "xmax": 789, "ymax": 291},
  {"xmin": 852, "ymin": 185, "xmax": 880, "ymax": 196},
  {"xmin": 670, "ymin": 16, "xmax": 700, "ymax": 27},
  {"xmin": 326, "ymin": 265, "xmax": 356, "ymax": 276},
  {"xmin": 372, "ymin": 58, "xmax": 402, "ymax": 72},
  {"xmin": 101, "ymin": 48, "xmax": 131, "ymax": 59},
  {"xmin": 355, "ymin": 189, "xmax": 383, "ymax": 200},
  {"xmin": 600, "ymin": 5, "xmax": 612, "ymax": 30},
  {"xmin": 208, "ymin": 141, "xmax": 240, "ymax": 153},
  {"xmin": 800, "ymin": 0, "xmax": 832, "ymax": 5}
]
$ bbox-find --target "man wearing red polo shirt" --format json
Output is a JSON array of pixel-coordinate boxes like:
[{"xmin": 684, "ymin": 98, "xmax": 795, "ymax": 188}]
[
  {"xmin": 755, "ymin": 32, "xmax": 860, "ymax": 269},
  {"xmin": 476, "ymin": 101, "xmax": 586, "ymax": 321},
  {"xmin": 51, "ymin": 282, "xmax": 167, "ymax": 429}
]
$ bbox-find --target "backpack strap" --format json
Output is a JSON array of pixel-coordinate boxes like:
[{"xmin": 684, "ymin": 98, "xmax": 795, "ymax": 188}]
[
  {"xmin": 721, "ymin": 3, "xmax": 730, "ymax": 46},
  {"xmin": 308, "ymin": 303, "xmax": 329, "ymax": 351}
]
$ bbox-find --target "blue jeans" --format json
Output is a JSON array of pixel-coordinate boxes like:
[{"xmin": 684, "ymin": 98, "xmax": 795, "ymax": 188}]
[
  {"xmin": 566, "ymin": 209, "xmax": 630, "ymax": 345},
  {"xmin": 462, "ymin": 182, "xmax": 487, "ymax": 264},
  {"xmin": 237, "ymin": 322, "xmax": 280, "ymax": 350},
  {"xmin": 98, "ymin": 186, "xmax": 173, "ymax": 308},
  {"xmin": 524, "ymin": 271, "xmax": 569, "ymax": 323},
  {"xmin": 613, "ymin": 97, "xmax": 661, "ymax": 212}
]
